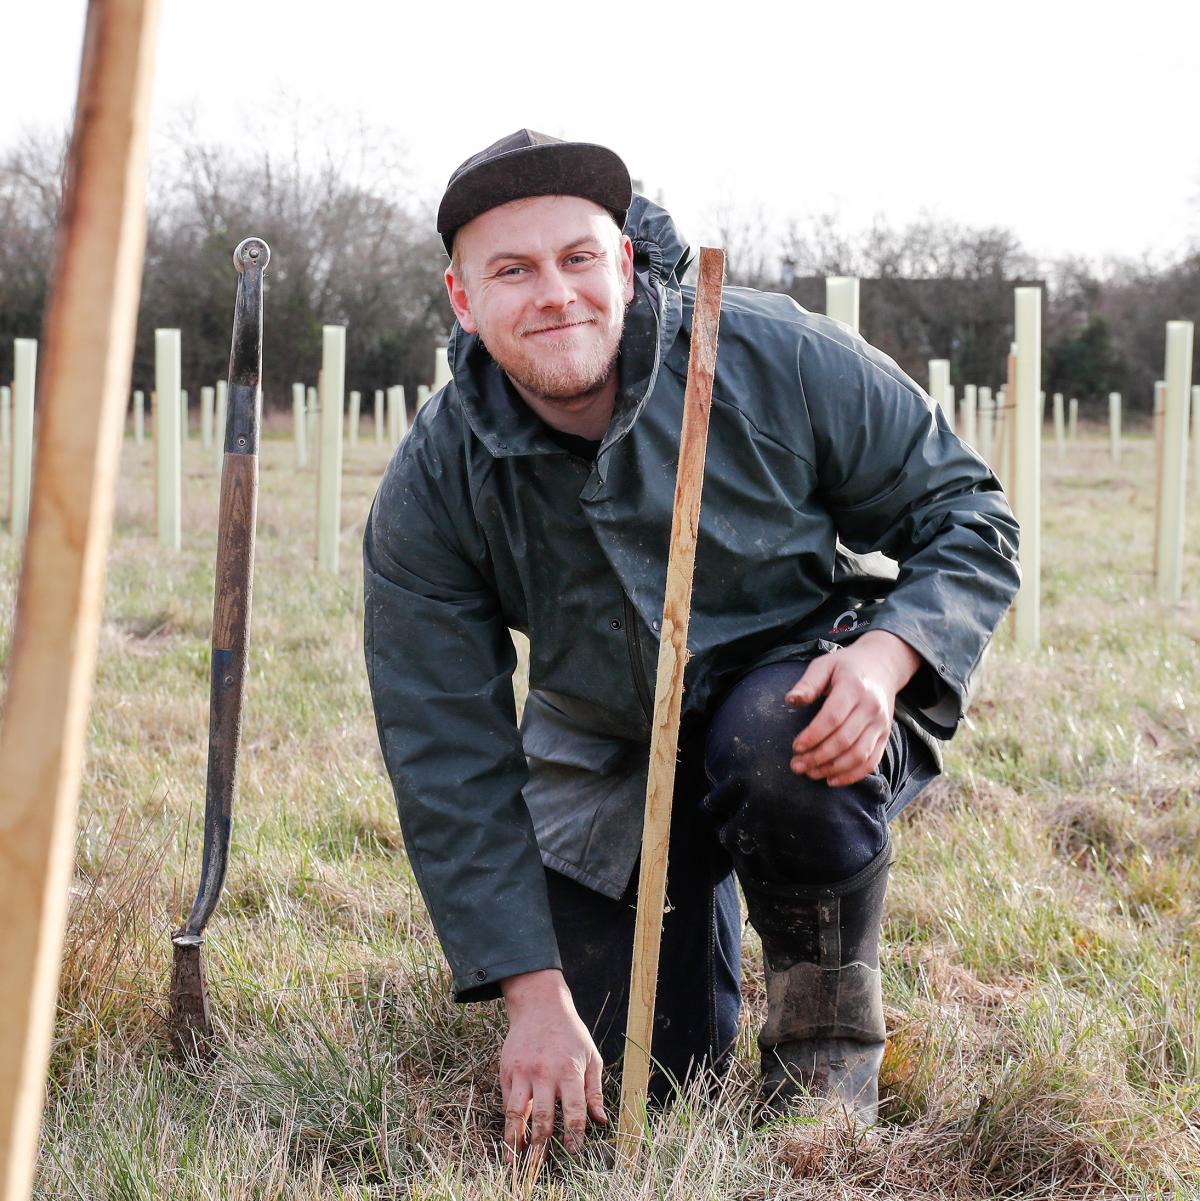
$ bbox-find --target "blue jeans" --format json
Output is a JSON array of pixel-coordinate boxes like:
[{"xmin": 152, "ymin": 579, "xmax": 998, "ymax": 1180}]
[{"xmin": 545, "ymin": 661, "xmax": 937, "ymax": 1101}]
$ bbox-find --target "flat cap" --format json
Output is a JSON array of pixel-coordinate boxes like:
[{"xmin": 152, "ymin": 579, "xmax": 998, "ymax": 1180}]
[{"xmin": 437, "ymin": 129, "xmax": 632, "ymax": 254}]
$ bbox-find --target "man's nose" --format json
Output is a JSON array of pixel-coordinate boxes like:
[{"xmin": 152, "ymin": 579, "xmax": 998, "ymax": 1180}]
[{"xmin": 532, "ymin": 264, "xmax": 575, "ymax": 309}]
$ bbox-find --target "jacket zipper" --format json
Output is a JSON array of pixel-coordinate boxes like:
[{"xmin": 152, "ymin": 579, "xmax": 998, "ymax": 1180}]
[{"xmin": 622, "ymin": 592, "xmax": 655, "ymax": 725}]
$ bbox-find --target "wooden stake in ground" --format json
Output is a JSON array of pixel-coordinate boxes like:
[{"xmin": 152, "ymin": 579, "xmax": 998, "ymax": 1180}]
[
  {"xmin": 0, "ymin": 3, "xmax": 159, "ymax": 1197},
  {"xmin": 617, "ymin": 247, "xmax": 725, "ymax": 1159}
]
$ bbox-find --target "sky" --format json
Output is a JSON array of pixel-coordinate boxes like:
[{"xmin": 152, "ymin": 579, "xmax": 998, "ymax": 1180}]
[{"xmin": 4, "ymin": 0, "xmax": 1198, "ymax": 267}]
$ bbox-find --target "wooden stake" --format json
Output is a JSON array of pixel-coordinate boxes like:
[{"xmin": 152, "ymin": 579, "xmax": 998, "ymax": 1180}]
[
  {"xmin": 0, "ymin": 4, "xmax": 158, "ymax": 1197},
  {"xmin": 617, "ymin": 247, "xmax": 725, "ymax": 1160}
]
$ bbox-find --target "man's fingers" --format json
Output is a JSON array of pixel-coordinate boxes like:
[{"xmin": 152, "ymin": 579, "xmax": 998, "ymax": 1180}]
[
  {"xmin": 798, "ymin": 706, "xmax": 878, "ymax": 775},
  {"xmin": 585, "ymin": 1050, "xmax": 608, "ymax": 1125},
  {"xmin": 818, "ymin": 727, "xmax": 888, "ymax": 787},
  {"xmin": 503, "ymin": 1083, "xmax": 531, "ymax": 1164},
  {"xmin": 786, "ymin": 655, "xmax": 834, "ymax": 708},
  {"xmin": 790, "ymin": 686, "xmax": 856, "ymax": 759},
  {"xmin": 559, "ymin": 1073, "xmax": 588, "ymax": 1154},
  {"xmin": 529, "ymin": 1078, "xmax": 557, "ymax": 1150}
]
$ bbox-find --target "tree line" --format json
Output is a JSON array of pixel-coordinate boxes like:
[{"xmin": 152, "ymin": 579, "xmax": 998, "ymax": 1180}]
[{"xmin": 2, "ymin": 126, "xmax": 1196, "ymax": 418}]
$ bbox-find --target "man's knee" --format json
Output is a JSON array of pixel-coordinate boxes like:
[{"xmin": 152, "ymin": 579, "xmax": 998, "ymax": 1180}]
[{"xmin": 703, "ymin": 662, "xmax": 888, "ymax": 886}]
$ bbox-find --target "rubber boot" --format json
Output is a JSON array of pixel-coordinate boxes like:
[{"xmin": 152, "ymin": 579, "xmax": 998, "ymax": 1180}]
[{"xmin": 747, "ymin": 839, "xmax": 892, "ymax": 1126}]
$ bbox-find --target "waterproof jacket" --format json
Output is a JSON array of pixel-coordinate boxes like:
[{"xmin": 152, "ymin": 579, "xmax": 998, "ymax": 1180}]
[{"xmin": 364, "ymin": 196, "xmax": 1021, "ymax": 1002}]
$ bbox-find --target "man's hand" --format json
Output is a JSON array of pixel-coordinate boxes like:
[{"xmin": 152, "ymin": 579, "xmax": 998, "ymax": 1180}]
[
  {"xmin": 785, "ymin": 630, "xmax": 922, "ymax": 788},
  {"xmin": 498, "ymin": 969, "xmax": 606, "ymax": 1166}
]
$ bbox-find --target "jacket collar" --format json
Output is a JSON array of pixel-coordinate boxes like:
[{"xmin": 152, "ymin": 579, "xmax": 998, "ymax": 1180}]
[{"xmin": 446, "ymin": 195, "xmax": 689, "ymax": 468}]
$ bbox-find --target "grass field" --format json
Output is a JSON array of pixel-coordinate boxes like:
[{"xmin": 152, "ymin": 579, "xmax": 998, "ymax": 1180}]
[{"xmin": 2, "ymin": 413, "xmax": 1198, "ymax": 1199}]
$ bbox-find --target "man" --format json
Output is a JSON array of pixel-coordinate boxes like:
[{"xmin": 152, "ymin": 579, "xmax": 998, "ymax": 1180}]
[{"xmin": 363, "ymin": 130, "xmax": 1019, "ymax": 1161}]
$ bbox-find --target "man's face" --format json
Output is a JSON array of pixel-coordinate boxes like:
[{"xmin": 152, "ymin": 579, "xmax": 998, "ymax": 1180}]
[{"xmin": 445, "ymin": 195, "xmax": 635, "ymax": 406}]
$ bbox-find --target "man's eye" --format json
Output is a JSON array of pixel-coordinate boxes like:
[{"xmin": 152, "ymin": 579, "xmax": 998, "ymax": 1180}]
[
  {"xmin": 498, "ymin": 265, "xmax": 525, "ymax": 277},
  {"xmin": 565, "ymin": 254, "xmax": 593, "ymax": 266}
]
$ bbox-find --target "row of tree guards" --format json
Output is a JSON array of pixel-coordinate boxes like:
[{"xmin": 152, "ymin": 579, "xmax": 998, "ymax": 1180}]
[{"xmin": 3, "ymin": 292, "xmax": 1196, "ymax": 631}]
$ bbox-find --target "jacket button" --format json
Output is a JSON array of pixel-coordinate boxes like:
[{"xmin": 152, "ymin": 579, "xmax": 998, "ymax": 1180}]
[
  {"xmin": 610, "ymin": 618, "xmax": 622, "ymax": 630},
  {"xmin": 473, "ymin": 969, "xmax": 487, "ymax": 982}
]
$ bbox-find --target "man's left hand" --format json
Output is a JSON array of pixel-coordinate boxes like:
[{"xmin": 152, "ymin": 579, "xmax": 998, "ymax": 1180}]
[{"xmin": 785, "ymin": 630, "xmax": 922, "ymax": 788}]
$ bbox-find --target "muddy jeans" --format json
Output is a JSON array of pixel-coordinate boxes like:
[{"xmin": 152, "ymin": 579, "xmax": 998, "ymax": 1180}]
[{"xmin": 545, "ymin": 661, "xmax": 937, "ymax": 1101}]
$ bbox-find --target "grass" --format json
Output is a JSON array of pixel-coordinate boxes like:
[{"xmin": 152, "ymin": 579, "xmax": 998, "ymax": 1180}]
[{"xmin": 2, "ymin": 415, "xmax": 1198, "ymax": 1199}]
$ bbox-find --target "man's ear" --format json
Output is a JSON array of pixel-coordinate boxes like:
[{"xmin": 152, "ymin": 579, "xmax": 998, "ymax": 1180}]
[
  {"xmin": 619, "ymin": 234, "xmax": 635, "ymax": 304},
  {"xmin": 445, "ymin": 264, "xmax": 478, "ymax": 333}
]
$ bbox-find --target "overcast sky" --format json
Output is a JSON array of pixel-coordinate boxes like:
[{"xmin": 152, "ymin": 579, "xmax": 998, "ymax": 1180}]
[{"xmin": 4, "ymin": 0, "xmax": 1198, "ymax": 266}]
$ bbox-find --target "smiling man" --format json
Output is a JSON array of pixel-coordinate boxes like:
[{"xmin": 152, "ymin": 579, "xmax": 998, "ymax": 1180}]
[{"xmin": 363, "ymin": 130, "xmax": 1020, "ymax": 1162}]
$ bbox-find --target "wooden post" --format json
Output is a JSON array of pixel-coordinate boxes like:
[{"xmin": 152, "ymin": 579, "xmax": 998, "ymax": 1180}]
[
  {"xmin": 617, "ymin": 248, "xmax": 725, "ymax": 1159},
  {"xmin": 0, "ymin": 386, "xmax": 9, "ymax": 452},
  {"xmin": 962, "ymin": 384, "xmax": 977, "ymax": 448},
  {"xmin": 928, "ymin": 359, "xmax": 953, "ymax": 432},
  {"xmin": 179, "ymin": 388, "xmax": 188, "ymax": 443},
  {"xmin": 1156, "ymin": 322, "xmax": 1193, "ymax": 601},
  {"xmin": 1052, "ymin": 392, "xmax": 1065, "ymax": 460},
  {"xmin": 1014, "ymin": 287, "xmax": 1041, "ymax": 649},
  {"xmin": 154, "ymin": 329, "xmax": 181, "ymax": 548},
  {"xmin": 0, "ymin": 4, "xmax": 158, "ymax": 1198},
  {"xmin": 200, "ymin": 385, "xmax": 214, "ymax": 448},
  {"xmin": 11, "ymin": 340, "xmax": 37, "ymax": 539},
  {"xmin": 348, "ymin": 389, "xmax": 360, "ymax": 447},
  {"xmin": 373, "ymin": 388, "xmax": 384, "ymax": 442},
  {"xmin": 132, "ymin": 388, "xmax": 144, "ymax": 444},
  {"xmin": 317, "ymin": 326, "xmax": 345, "ymax": 573},
  {"xmin": 1109, "ymin": 392, "xmax": 1121, "ymax": 464},
  {"xmin": 292, "ymin": 382, "xmax": 307, "ymax": 468},
  {"xmin": 214, "ymin": 380, "xmax": 227, "ymax": 474},
  {"xmin": 417, "ymin": 383, "xmax": 430, "ymax": 411},
  {"xmin": 979, "ymin": 386, "xmax": 994, "ymax": 462},
  {"xmin": 387, "ymin": 385, "xmax": 408, "ymax": 445},
  {"xmin": 1068, "ymin": 398, "xmax": 1079, "ymax": 442},
  {"xmin": 825, "ymin": 276, "xmax": 860, "ymax": 331},
  {"xmin": 433, "ymin": 346, "xmax": 452, "ymax": 392}
]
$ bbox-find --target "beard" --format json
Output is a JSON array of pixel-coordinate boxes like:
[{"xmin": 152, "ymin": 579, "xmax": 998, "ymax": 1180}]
[{"xmin": 478, "ymin": 302, "xmax": 627, "ymax": 404}]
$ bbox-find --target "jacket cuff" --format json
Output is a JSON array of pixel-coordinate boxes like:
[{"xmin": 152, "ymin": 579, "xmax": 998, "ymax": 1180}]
[{"xmin": 452, "ymin": 949, "xmax": 564, "ymax": 1005}]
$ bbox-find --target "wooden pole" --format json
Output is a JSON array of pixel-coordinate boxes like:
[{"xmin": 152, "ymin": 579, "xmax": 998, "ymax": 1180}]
[
  {"xmin": 1014, "ymin": 287, "xmax": 1041, "ymax": 650},
  {"xmin": 962, "ymin": 384, "xmax": 977, "ymax": 448},
  {"xmin": 348, "ymin": 389, "xmax": 360, "ymax": 447},
  {"xmin": 0, "ymin": 4, "xmax": 158, "ymax": 1198},
  {"xmin": 373, "ymin": 388, "xmax": 384, "ymax": 443},
  {"xmin": 617, "ymin": 247, "xmax": 725, "ymax": 1159},
  {"xmin": 10, "ymin": 340, "xmax": 36, "ymax": 540},
  {"xmin": 1156, "ymin": 323, "xmax": 1193, "ymax": 601},
  {"xmin": 1109, "ymin": 392, "xmax": 1121, "ymax": 464},
  {"xmin": 200, "ymin": 385, "xmax": 214, "ymax": 449},
  {"xmin": 154, "ymin": 329, "xmax": 181, "ymax": 548},
  {"xmin": 292, "ymin": 382, "xmax": 307, "ymax": 468},
  {"xmin": 825, "ymin": 276, "xmax": 860, "ymax": 332},
  {"xmin": 317, "ymin": 326, "xmax": 345, "ymax": 573},
  {"xmin": 132, "ymin": 388, "xmax": 144, "ymax": 444}
]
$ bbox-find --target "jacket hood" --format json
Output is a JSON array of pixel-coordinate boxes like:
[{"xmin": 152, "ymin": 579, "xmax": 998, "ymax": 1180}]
[{"xmin": 445, "ymin": 193, "xmax": 688, "ymax": 467}]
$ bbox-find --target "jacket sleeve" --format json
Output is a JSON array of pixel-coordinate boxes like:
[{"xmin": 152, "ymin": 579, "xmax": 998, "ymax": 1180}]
[
  {"xmin": 799, "ymin": 333, "xmax": 1021, "ymax": 737},
  {"xmin": 363, "ymin": 431, "xmax": 560, "ymax": 1001}
]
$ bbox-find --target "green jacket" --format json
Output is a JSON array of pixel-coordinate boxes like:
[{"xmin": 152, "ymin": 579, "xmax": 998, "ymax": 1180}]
[{"xmin": 363, "ymin": 197, "xmax": 1020, "ymax": 1001}]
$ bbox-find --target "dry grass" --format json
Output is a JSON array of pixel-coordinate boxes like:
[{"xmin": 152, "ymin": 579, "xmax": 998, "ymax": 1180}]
[{"xmin": 2, "ymin": 416, "xmax": 1198, "ymax": 1199}]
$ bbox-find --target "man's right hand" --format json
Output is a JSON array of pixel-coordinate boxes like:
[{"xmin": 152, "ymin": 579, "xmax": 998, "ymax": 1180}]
[{"xmin": 498, "ymin": 968, "xmax": 607, "ymax": 1164}]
